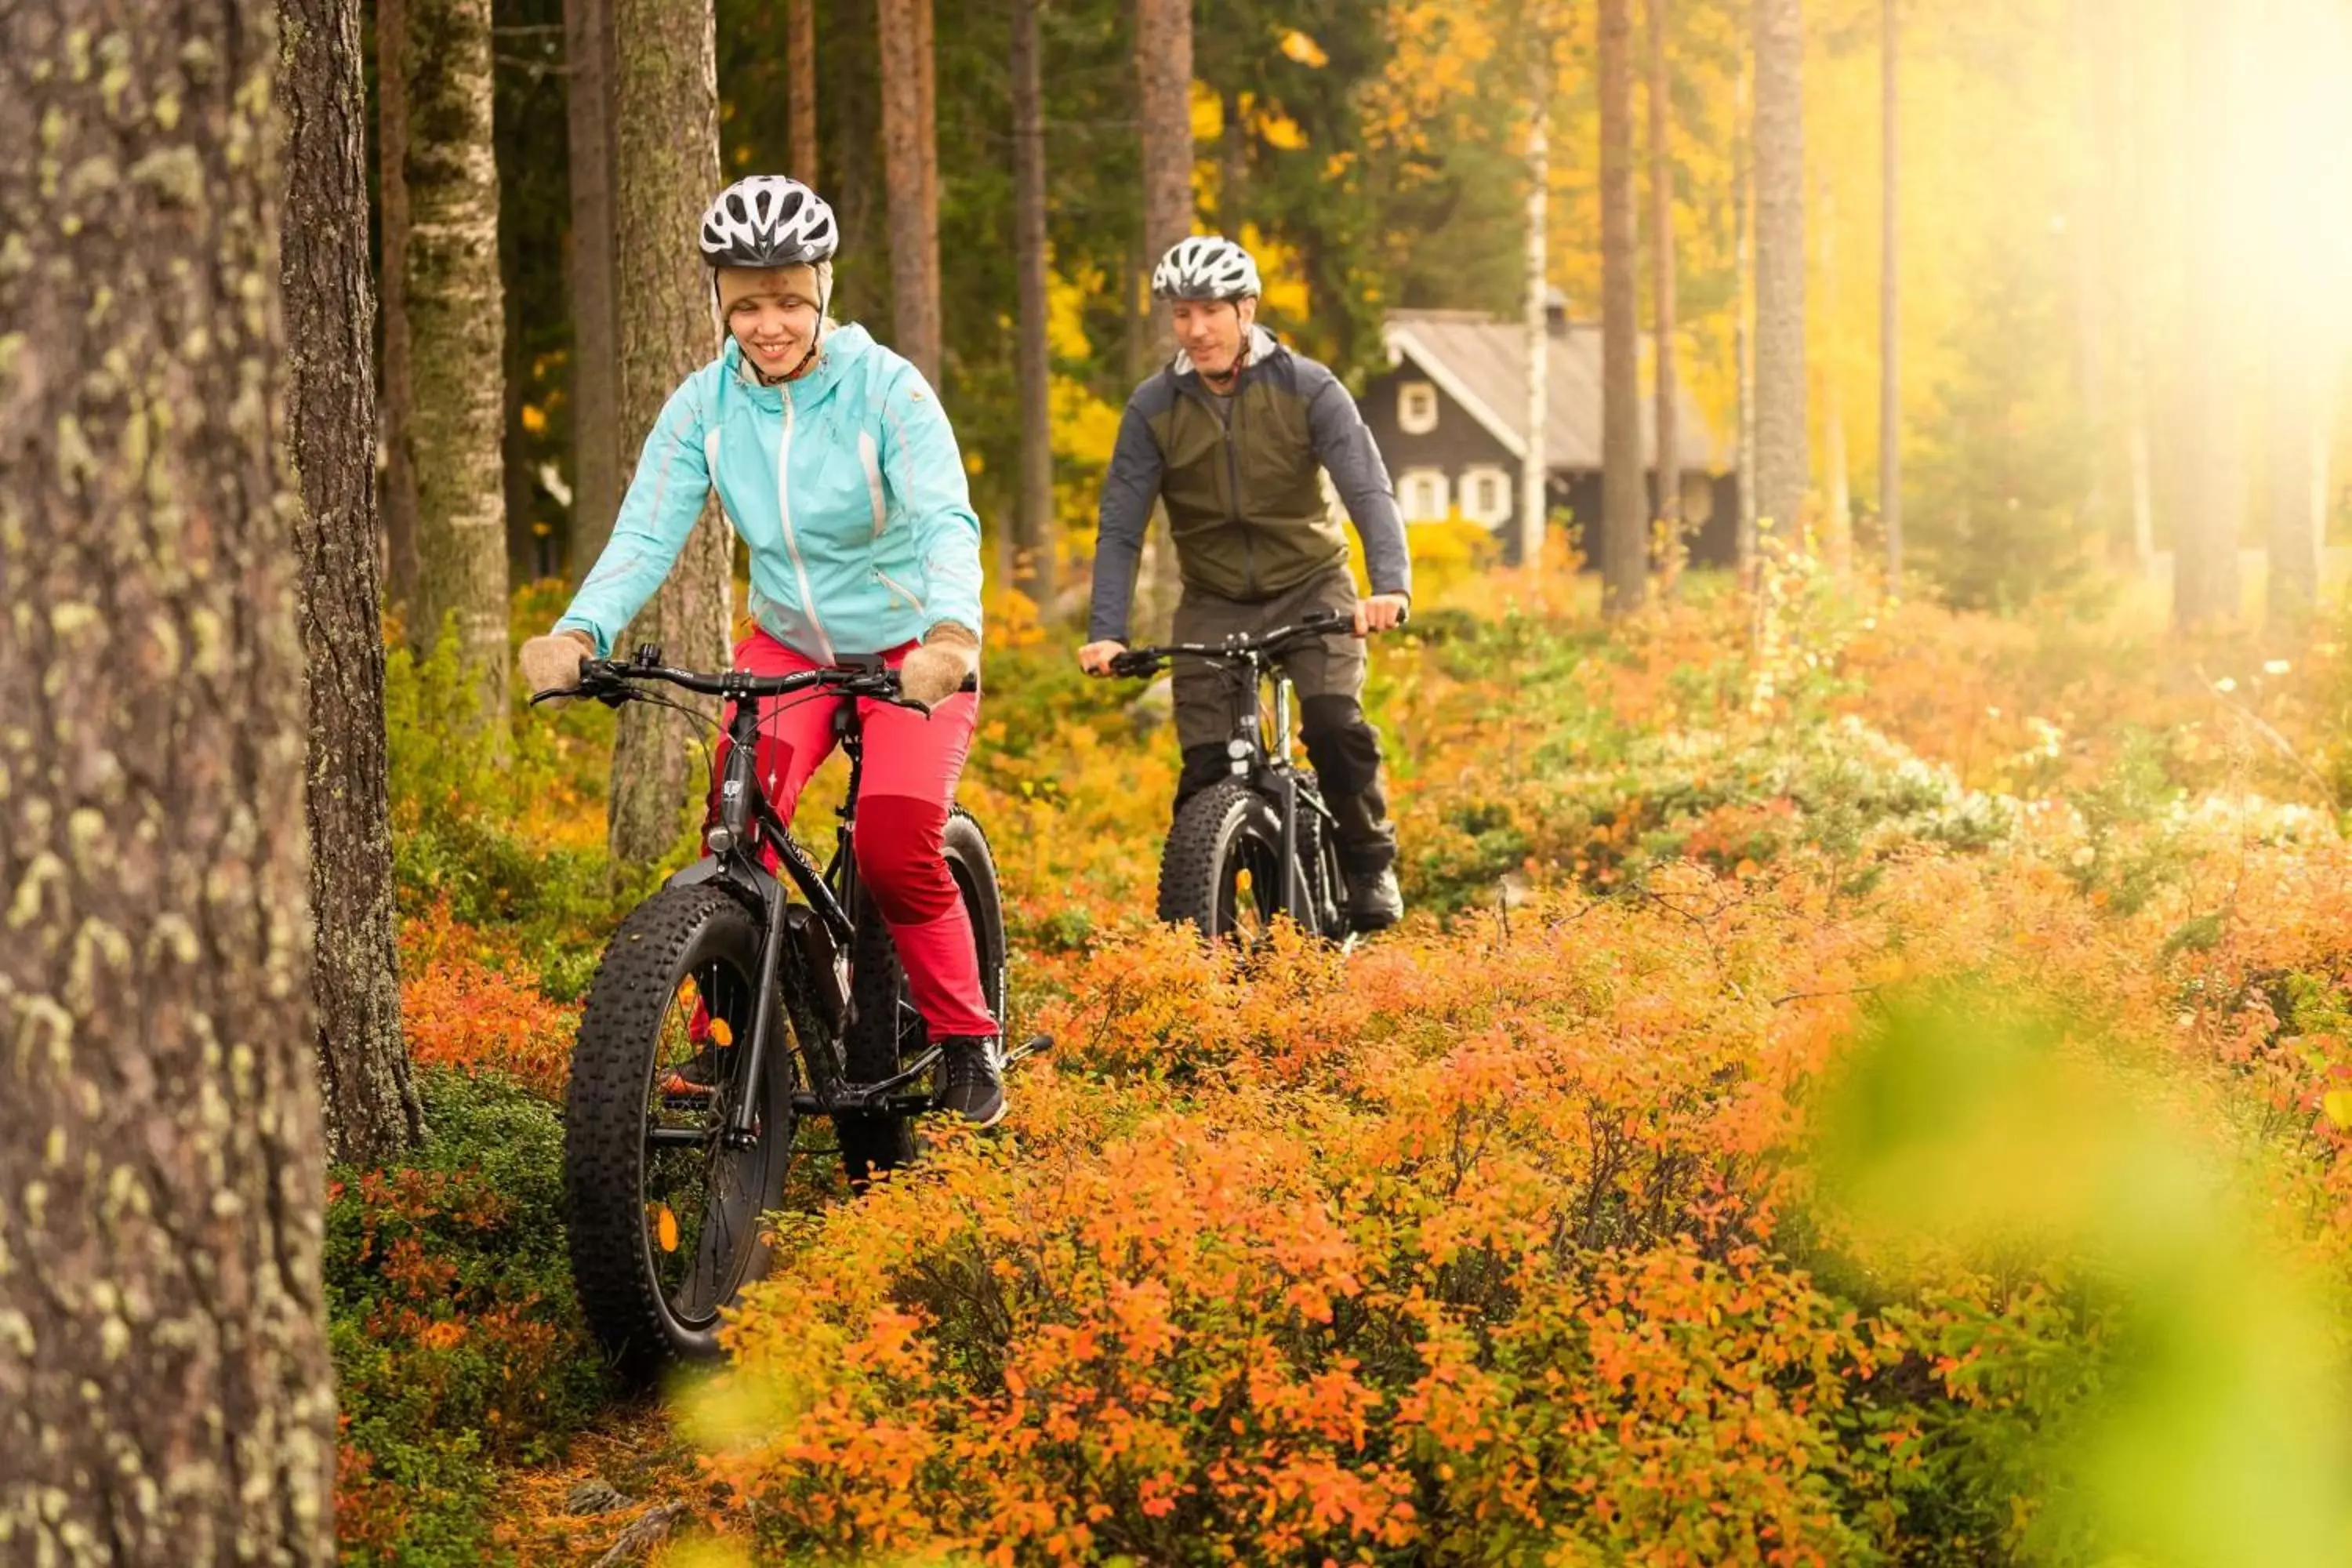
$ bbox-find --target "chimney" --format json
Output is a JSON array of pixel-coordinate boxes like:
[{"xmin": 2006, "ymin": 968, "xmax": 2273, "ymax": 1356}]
[{"xmin": 1544, "ymin": 285, "xmax": 1570, "ymax": 336}]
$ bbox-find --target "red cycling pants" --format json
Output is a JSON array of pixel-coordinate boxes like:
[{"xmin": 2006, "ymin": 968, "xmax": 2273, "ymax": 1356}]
[{"xmin": 703, "ymin": 627, "xmax": 995, "ymax": 1039}]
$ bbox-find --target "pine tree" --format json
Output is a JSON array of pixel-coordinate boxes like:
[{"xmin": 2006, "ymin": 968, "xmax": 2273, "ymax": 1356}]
[
  {"xmin": 1751, "ymin": 0, "xmax": 1808, "ymax": 541},
  {"xmin": 284, "ymin": 0, "xmax": 423, "ymax": 1163},
  {"xmin": 405, "ymin": 0, "xmax": 513, "ymax": 733},
  {"xmin": 1600, "ymin": 0, "xmax": 1647, "ymax": 613},
  {"xmin": 608, "ymin": 0, "xmax": 734, "ymax": 865}
]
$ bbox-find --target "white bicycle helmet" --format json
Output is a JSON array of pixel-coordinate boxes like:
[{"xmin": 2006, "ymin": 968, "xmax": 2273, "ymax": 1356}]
[
  {"xmin": 1151, "ymin": 234, "xmax": 1261, "ymax": 302},
  {"xmin": 699, "ymin": 176, "xmax": 839, "ymax": 268}
]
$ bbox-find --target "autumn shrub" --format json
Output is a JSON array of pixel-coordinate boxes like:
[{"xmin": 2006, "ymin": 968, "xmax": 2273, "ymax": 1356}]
[
  {"xmin": 329, "ymin": 1068, "xmax": 608, "ymax": 1566},
  {"xmin": 398, "ymin": 901, "xmax": 583, "ymax": 1095},
  {"xmin": 350, "ymin": 566, "xmax": 2352, "ymax": 1563}
]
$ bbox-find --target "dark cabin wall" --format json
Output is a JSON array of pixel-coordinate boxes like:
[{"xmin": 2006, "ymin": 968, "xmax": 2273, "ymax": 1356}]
[
  {"xmin": 1359, "ymin": 363, "xmax": 1521, "ymax": 481},
  {"xmin": 1356, "ymin": 359, "xmax": 1742, "ymax": 575}
]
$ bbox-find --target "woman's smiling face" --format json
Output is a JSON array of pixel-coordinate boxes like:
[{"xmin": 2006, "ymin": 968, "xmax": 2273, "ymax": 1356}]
[{"xmin": 720, "ymin": 264, "xmax": 822, "ymax": 379}]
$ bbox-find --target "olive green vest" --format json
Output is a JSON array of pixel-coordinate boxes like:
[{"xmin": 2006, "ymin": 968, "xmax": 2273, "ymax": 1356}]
[{"xmin": 1145, "ymin": 360, "xmax": 1350, "ymax": 602}]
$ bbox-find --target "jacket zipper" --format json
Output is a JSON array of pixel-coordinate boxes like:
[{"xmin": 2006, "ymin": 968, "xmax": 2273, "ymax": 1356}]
[
  {"xmin": 775, "ymin": 387, "xmax": 837, "ymax": 664},
  {"xmin": 1185, "ymin": 372, "xmax": 1255, "ymax": 600},
  {"xmin": 1226, "ymin": 382, "xmax": 1255, "ymax": 597}
]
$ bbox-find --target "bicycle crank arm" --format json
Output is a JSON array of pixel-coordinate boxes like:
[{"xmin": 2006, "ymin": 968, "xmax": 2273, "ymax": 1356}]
[
  {"xmin": 793, "ymin": 1045, "xmax": 946, "ymax": 1116},
  {"xmin": 1007, "ymin": 1033, "xmax": 1053, "ymax": 1065}
]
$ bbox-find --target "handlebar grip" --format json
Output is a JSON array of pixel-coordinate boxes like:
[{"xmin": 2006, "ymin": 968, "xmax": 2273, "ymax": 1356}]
[{"xmin": 1106, "ymin": 651, "xmax": 1163, "ymax": 678}]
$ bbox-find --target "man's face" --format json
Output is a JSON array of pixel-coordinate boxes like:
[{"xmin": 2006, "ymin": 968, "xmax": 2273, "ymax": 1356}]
[{"xmin": 1171, "ymin": 296, "xmax": 1257, "ymax": 380}]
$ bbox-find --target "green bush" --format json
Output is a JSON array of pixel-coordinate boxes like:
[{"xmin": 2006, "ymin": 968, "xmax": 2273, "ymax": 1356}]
[{"xmin": 328, "ymin": 1069, "xmax": 609, "ymax": 1566}]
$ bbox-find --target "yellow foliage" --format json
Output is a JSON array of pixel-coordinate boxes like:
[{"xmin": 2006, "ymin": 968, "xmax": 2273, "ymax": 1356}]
[{"xmin": 1279, "ymin": 28, "xmax": 1329, "ymax": 68}]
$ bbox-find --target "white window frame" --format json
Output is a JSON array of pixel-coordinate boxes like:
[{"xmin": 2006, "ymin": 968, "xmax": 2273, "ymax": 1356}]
[
  {"xmin": 1397, "ymin": 380, "xmax": 1440, "ymax": 436},
  {"xmin": 1459, "ymin": 463, "xmax": 1512, "ymax": 528},
  {"xmin": 1397, "ymin": 466, "xmax": 1451, "ymax": 524}
]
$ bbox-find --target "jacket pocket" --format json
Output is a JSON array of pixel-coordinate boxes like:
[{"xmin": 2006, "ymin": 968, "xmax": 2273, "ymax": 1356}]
[{"xmin": 873, "ymin": 567, "xmax": 927, "ymax": 616}]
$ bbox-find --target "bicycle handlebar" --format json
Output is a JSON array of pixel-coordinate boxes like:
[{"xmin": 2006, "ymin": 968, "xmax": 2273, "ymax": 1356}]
[
  {"xmin": 531, "ymin": 646, "xmax": 936, "ymax": 712},
  {"xmin": 1107, "ymin": 608, "xmax": 1369, "ymax": 679}
]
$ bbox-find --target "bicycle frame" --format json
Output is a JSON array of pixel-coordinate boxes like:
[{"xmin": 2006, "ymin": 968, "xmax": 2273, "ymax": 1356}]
[
  {"xmin": 1212, "ymin": 648, "xmax": 1341, "ymax": 934},
  {"xmin": 655, "ymin": 657, "xmax": 946, "ymax": 1143}
]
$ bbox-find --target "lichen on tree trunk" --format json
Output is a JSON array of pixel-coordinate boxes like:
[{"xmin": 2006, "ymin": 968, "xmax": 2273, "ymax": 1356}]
[
  {"xmin": 0, "ymin": 3, "xmax": 336, "ymax": 1559},
  {"xmin": 608, "ymin": 0, "xmax": 731, "ymax": 867},
  {"xmin": 283, "ymin": 0, "xmax": 424, "ymax": 1167},
  {"xmin": 404, "ymin": 0, "xmax": 512, "ymax": 739}
]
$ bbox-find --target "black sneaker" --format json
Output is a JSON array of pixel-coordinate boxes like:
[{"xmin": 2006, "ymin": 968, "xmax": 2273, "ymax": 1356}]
[
  {"xmin": 935, "ymin": 1035, "xmax": 1007, "ymax": 1127},
  {"xmin": 1346, "ymin": 866, "xmax": 1405, "ymax": 934}
]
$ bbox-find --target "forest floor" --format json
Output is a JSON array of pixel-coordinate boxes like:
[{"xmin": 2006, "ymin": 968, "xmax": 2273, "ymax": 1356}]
[{"xmin": 336, "ymin": 560, "xmax": 2352, "ymax": 1565}]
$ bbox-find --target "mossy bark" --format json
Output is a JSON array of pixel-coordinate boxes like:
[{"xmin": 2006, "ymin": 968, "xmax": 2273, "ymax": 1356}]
[{"xmin": 0, "ymin": 3, "xmax": 336, "ymax": 1559}]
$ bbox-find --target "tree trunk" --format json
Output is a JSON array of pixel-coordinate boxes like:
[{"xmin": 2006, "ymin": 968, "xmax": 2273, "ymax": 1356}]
[
  {"xmin": 789, "ymin": 0, "xmax": 819, "ymax": 185},
  {"xmin": 406, "ymin": 0, "xmax": 512, "ymax": 736},
  {"xmin": 381, "ymin": 0, "xmax": 421, "ymax": 619},
  {"xmin": 2176, "ymin": 0, "xmax": 2240, "ymax": 628},
  {"xmin": 0, "ymin": 3, "xmax": 336, "ymax": 1555},
  {"xmin": 1650, "ymin": 0, "xmax": 1682, "ymax": 577},
  {"xmin": 1220, "ymin": 82, "xmax": 1248, "ymax": 235},
  {"xmin": 285, "ymin": 0, "xmax": 424, "ymax": 1167},
  {"xmin": 2266, "ymin": 324, "xmax": 2321, "ymax": 633},
  {"xmin": 2263, "ymin": 0, "xmax": 2325, "ymax": 633},
  {"xmin": 566, "ymin": 0, "xmax": 624, "ymax": 581},
  {"xmin": 1751, "ymin": 0, "xmax": 1807, "ymax": 541},
  {"xmin": 608, "ymin": 0, "xmax": 733, "ymax": 866},
  {"xmin": 1137, "ymin": 0, "xmax": 1196, "ymax": 336},
  {"xmin": 1734, "ymin": 64, "xmax": 1757, "ymax": 576},
  {"xmin": 880, "ymin": 0, "xmax": 943, "ymax": 384},
  {"xmin": 1013, "ymin": 0, "xmax": 1056, "ymax": 607},
  {"xmin": 1135, "ymin": 0, "xmax": 1194, "ymax": 632},
  {"xmin": 1880, "ymin": 0, "xmax": 1901, "ymax": 587},
  {"xmin": 1520, "ymin": 63, "xmax": 1551, "ymax": 571},
  {"xmin": 1818, "ymin": 180, "xmax": 1851, "ymax": 575},
  {"xmin": 1600, "ymin": 0, "xmax": 1646, "ymax": 614}
]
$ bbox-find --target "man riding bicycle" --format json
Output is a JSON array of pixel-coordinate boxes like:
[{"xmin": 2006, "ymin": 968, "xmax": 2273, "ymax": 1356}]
[{"xmin": 1077, "ymin": 235, "xmax": 1411, "ymax": 931}]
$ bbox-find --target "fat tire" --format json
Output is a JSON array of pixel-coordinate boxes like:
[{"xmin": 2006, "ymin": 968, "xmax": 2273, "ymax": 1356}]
[
  {"xmin": 564, "ymin": 884, "xmax": 797, "ymax": 1387},
  {"xmin": 1156, "ymin": 777, "xmax": 1292, "ymax": 939},
  {"xmin": 837, "ymin": 809, "xmax": 1007, "ymax": 1181}
]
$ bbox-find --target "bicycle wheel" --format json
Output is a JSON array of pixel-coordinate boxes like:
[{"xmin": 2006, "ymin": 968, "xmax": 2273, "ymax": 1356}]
[
  {"xmin": 837, "ymin": 809, "xmax": 1008, "ymax": 1183},
  {"xmin": 564, "ymin": 884, "xmax": 804, "ymax": 1385},
  {"xmin": 1156, "ymin": 777, "xmax": 1294, "ymax": 943}
]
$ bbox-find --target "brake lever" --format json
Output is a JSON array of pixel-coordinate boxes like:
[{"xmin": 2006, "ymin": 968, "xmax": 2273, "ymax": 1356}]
[{"xmin": 528, "ymin": 678, "xmax": 627, "ymax": 708}]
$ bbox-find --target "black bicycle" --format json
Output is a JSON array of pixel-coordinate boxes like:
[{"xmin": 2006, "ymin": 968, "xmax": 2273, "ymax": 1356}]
[
  {"xmin": 541, "ymin": 645, "xmax": 1038, "ymax": 1385},
  {"xmin": 1109, "ymin": 610, "xmax": 1359, "ymax": 946}
]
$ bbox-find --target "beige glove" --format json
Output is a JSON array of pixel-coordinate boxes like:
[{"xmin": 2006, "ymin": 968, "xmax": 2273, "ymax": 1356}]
[
  {"xmin": 899, "ymin": 622, "xmax": 978, "ymax": 711},
  {"xmin": 520, "ymin": 629, "xmax": 594, "ymax": 707}
]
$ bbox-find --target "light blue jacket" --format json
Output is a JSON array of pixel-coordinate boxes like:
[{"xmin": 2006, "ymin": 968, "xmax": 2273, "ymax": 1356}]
[{"xmin": 557, "ymin": 325, "xmax": 985, "ymax": 664}]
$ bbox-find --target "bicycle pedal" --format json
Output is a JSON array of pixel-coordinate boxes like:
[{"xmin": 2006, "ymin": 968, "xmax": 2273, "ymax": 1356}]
[{"xmin": 1006, "ymin": 1033, "xmax": 1053, "ymax": 1065}]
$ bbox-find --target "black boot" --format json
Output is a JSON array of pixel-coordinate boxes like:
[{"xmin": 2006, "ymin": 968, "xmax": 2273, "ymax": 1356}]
[
  {"xmin": 935, "ymin": 1035, "xmax": 1007, "ymax": 1127},
  {"xmin": 1344, "ymin": 863, "xmax": 1404, "ymax": 932}
]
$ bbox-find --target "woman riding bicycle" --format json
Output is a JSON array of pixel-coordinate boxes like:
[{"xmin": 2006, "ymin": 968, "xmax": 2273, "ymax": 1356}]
[{"xmin": 520, "ymin": 175, "xmax": 1007, "ymax": 1127}]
